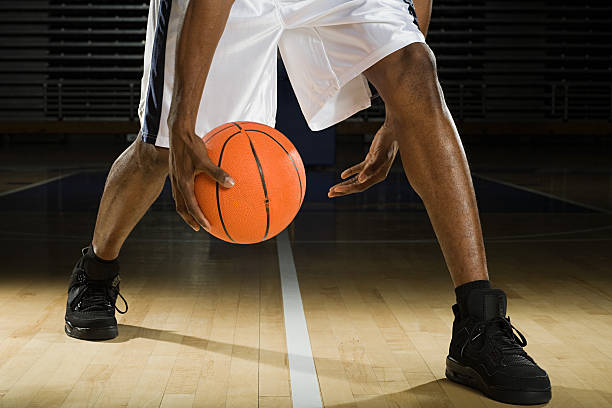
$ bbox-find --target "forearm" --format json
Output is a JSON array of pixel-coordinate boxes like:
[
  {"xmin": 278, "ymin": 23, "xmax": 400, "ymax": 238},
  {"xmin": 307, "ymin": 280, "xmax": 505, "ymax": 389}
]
[
  {"xmin": 168, "ymin": 0, "xmax": 235, "ymax": 136},
  {"xmin": 414, "ymin": 0, "xmax": 432, "ymax": 37}
]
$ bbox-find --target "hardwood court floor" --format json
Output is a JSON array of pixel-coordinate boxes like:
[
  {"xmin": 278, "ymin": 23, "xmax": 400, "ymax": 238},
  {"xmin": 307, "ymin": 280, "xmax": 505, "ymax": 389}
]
[
  {"xmin": 0, "ymin": 240, "xmax": 291, "ymax": 408},
  {"xmin": 0, "ymin": 143, "xmax": 611, "ymax": 407}
]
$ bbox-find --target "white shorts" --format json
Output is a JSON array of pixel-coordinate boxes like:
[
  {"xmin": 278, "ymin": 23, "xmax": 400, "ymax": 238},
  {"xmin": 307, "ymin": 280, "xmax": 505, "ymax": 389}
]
[{"xmin": 139, "ymin": 0, "xmax": 425, "ymax": 148}]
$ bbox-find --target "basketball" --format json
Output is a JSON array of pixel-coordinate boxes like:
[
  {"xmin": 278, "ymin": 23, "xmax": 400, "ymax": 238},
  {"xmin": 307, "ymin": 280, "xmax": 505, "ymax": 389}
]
[{"xmin": 194, "ymin": 121, "xmax": 306, "ymax": 244}]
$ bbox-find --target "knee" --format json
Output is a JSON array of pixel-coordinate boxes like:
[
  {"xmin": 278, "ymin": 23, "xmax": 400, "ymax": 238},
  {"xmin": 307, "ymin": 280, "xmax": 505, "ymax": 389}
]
[
  {"xmin": 369, "ymin": 43, "xmax": 437, "ymax": 90},
  {"xmin": 378, "ymin": 44, "xmax": 446, "ymax": 120},
  {"xmin": 399, "ymin": 43, "xmax": 437, "ymax": 78},
  {"xmin": 133, "ymin": 136, "xmax": 169, "ymax": 175},
  {"xmin": 393, "ymin": 44, "xmax": 439, "ymax": 98}
]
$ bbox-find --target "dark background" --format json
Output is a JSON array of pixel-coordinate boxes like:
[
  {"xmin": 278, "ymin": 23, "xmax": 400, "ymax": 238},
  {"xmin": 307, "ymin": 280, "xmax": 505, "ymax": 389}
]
[{"xmin": 0, "ymin": 0, "xmax": 611, "ymax": 147}]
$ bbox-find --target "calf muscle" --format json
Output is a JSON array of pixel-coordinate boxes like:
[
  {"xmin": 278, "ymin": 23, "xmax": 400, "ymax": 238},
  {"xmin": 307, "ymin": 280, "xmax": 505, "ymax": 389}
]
[
  {"xmin": 365, "ymin": 43, "xmax": 489, "ymax": 286},
  {"xmin": 92, "ymin": 139, "xmax": 169, "ymax": 260}
]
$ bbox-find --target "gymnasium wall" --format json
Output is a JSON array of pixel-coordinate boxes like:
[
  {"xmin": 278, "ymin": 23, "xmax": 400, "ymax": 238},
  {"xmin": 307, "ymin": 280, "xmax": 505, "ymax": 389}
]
[{"xmin": 0, "ymin": 0, "xmax": 610, "ymax": 136}]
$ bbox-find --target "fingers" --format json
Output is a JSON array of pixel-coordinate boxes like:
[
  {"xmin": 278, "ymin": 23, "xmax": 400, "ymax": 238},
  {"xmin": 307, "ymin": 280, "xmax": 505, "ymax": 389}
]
[
  {"xmin": 179, "ymin": 179, "xmax": 211, "ymax": 231},
  {"xmin": 193, "ymin": 143, "xmax": 235, "ymax": 188},
  {"xmin": 177, "ymin": 196, "xmax": 201, "ymax": 231},
  {"xmin": 328, "ymin": 177, "xmax": 356, "ymax": 197},
  {"xmin": 328, "ymin": 175, "xmax": 375, "ymax": 197},
  {"xmin": 328, "ymin": 160, "xmax": 392, "ymax": 197},
  {"xmin": 171, "ymin": 176, "xmax": 201, "ymax": 231},
  {"xmin": 358, "ymin": 142, "xmax": 398, "ymax": 182},
  {"xmin": 340, "ymin": 162, "xmax": 365, "ymax": 179},
  {"xmin": 172, "ymin": 174, "xmax": 210, "ymax": 231},
  {"xmin": 168, "ymin": 135, "xmax": 231, "ymax": 232},
  {"xmin": 206, "ymin": 163, "xmax": 234, "ymax": 188}
]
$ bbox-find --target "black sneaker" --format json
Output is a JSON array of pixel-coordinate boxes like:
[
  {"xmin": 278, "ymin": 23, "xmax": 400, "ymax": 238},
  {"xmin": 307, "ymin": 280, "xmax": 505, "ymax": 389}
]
[
  {"xmin": 446, "ymin": 288, "xmax": 551, "ymax": 405},
  {"xmin": 64, "ymin": 245, "xmax": 128, "ymax": 340}
]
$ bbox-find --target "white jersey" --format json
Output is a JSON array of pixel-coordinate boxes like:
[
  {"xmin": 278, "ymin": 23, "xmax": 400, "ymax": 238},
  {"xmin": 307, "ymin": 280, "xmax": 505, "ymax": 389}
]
[{"xmin": 139, "ymin": 0, "xmax": 424, "ymax": 148}]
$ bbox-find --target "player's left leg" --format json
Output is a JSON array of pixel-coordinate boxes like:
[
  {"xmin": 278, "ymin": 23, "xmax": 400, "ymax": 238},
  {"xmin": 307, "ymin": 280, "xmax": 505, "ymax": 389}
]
[
  {"xmin": 365, "ymin": 44, "xmax": 486, "ymax": 288},
  {"xmin": 363, "ymin": 42, "xmax": 551, "ymax": 405}
]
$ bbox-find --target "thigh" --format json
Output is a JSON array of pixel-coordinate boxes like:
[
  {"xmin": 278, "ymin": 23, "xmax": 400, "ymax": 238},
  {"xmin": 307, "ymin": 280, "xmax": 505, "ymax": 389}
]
[
  {"xmin": 139, "ymin": 0, "xmax": 283, "ymax": 148},
  {"xmin": 278, "ymin": 0, "xmax": 425, "ymax": 131},
  {"xmin": 195, "ymin": 0, "xmax": 283, "ymax": 139}
]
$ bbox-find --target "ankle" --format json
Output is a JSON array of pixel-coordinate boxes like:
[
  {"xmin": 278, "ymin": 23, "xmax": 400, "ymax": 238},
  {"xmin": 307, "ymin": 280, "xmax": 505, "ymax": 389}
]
[
  {"xmin": 90, "ymin": 242, "xmax": 119, "ymax": 262},
  {"xmin": 83, "ymin": 244, "xmax": 119, "ymax": 279}
]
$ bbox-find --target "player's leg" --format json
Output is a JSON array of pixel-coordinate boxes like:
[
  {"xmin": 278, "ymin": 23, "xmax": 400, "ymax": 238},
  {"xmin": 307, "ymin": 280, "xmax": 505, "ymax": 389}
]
[
  {"xmin": 92, "ymin": 137, "xmax": 169, "ymax": 260},
  {"xmin": 64, "ymin": 0, "xmax": 177, "ymax": 341},
  {"xmin": 363, "ymin": 43, "xmax": 551, "ymax": 405},
  {"xmin": 65, "ymin": 0, "xmax": 283, "ymax": 341},
  {"xmin": 64, "ymin": 138, "xmax": 168, "ymax": 341},
  {"xmin": 364, "ymin": 43, "xmax": 486, "ymax": 287},
  {"xmin": 278, "ymin": 0, "xmax": 550, "ymax": 401}
]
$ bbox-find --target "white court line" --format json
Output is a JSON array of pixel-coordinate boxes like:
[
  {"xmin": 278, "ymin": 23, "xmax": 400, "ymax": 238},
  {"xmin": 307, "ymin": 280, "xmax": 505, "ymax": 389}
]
[
  {"xmin": 277, "ymin": 230, "xmax": 323, "ymax": 408},
  {"xmin": 0, "ymin": 172, "xmax": 78, "ymax": 197},
  {"xmin": 473, "ymin": 173, "xmax": 611, "ymax": 214}
]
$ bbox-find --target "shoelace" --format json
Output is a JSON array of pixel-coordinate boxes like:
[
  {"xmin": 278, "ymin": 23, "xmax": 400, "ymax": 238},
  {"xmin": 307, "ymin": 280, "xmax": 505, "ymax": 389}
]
[
  {"xmin": 75, "ymin": 247, "xmax": 128, "ymax": 314},
  {"xmin": 461, "ymin": 316, "xmax": 527, "ymax": 358},
  {"xmin": 77, "ymin": 281, "xmax": 128, "ymax": 314}
]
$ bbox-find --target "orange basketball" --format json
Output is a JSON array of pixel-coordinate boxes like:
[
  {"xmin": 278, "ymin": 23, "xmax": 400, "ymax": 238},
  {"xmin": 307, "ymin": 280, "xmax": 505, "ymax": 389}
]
[{"xmin": 194, "ymin": 121, "xmax": 306, "ymax": 244}]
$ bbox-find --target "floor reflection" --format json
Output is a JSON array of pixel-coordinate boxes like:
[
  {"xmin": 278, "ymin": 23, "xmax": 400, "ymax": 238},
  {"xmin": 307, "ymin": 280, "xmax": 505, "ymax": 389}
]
[{"xmin": 0, "ymin": 170, "xmax": 598, "ymax": 213}]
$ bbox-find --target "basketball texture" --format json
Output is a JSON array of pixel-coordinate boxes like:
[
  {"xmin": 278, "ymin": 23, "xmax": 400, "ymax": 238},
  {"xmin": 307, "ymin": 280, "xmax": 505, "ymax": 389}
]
[{"xmin": 194, "ymin": 121, "xmax": 306, "ymax": 244}]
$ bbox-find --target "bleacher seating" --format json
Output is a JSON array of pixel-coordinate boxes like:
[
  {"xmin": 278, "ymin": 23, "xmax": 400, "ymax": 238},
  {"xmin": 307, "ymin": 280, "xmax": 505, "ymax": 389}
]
[
  {"xmin": 0, "ymin": 0, "xmax": 610, "ymax": 132},
  {"xmin": 0, "ymin": 0, "xmax": 147, "ymax": 123}
]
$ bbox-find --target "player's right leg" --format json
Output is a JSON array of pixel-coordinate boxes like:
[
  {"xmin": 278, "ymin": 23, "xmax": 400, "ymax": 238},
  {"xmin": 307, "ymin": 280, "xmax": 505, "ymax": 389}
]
[
  {"xmin": 63, "ymin": 0, "xmax": 179, "ymax": 341},
  {"xmin": 65, "ymin": 0, "xmax": 282, "ymax": 340},
  {"xmin": 65, "ymin": 138, "xmax": 169, "ymax": 340}
]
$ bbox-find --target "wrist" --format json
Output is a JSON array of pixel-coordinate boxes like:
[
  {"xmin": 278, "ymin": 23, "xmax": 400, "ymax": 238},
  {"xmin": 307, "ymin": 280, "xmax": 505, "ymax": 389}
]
[
  {"xmin": 168, "ymin": 112, "xmax": 196, "ymax": 137},
  {"xmin": 168, "ymin": 97, "xmax": 197, "ymax": 137}
]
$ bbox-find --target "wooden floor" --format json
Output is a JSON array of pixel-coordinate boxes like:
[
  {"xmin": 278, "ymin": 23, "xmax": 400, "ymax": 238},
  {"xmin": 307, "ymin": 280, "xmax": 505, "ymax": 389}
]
[{"xmin": 0, "ymin": 143, "xmax": 611, "ymax": 407}]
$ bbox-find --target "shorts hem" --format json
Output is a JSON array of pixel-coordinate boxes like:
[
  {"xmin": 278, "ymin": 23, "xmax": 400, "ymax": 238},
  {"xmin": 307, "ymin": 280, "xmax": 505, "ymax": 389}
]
[
  {"xmin": 336, "ymin": 32, "xmax": 426, "ymax": 89},
  {"xmin": 305, "ymin": 32, "xmax": 426, "ymax": 131},
  {"xmin": 308, "ymin": 99, "xmax": 372, "ymax": 132},
  {"xmin": 141, "ymin": 131, "xmax": 158, "ymax": 144}
]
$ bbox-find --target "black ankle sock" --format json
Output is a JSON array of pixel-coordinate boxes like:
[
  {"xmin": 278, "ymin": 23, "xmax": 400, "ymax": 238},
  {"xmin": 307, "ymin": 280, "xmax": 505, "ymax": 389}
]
[
  {"xmin": 455, "ymin": 279, "xmax": 491, "ymax": 305},
  {"xmin": 84, "ymin": 244, "xmax": 119, "ymax": 279},
  {"xmin": 86, "ymin": 244, "xmax": 117, "ymax": 264},
  {"xmin": 454, "ymin": 280, "xmax": 491, "ymax": 320}
]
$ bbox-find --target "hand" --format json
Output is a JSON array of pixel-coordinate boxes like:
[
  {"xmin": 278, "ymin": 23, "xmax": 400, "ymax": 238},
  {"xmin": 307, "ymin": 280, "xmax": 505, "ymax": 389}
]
[
  {"xmin": 168, "ymin": 122, "xmax": 234, "ymax": 231},
  {"xmin": 328, "ymin": 126, "xmax": 398, "ymax": 197}
]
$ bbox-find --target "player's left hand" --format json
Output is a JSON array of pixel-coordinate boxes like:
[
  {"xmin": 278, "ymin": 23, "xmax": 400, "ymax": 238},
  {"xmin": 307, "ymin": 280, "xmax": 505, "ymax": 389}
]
[{"xmin": 328, "ymin": 126, "xmax": 398, "ymax": 197}]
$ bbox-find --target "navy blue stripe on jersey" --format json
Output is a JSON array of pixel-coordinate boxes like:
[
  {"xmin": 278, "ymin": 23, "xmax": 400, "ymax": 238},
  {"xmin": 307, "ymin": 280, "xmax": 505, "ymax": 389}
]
[
  {"xmin": 403, "ymin": 0, "xmax": 419, "ymax": 28},
  {"xmin": 141, "ymin": 0, "xmax": 173, "ymax": 145}
]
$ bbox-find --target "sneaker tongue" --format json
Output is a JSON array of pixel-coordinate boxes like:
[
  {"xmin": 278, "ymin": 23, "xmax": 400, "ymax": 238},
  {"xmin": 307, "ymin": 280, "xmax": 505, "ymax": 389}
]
[{"xmin": 466, "ymin": 288, "xmax": 507, "ymax": 321}]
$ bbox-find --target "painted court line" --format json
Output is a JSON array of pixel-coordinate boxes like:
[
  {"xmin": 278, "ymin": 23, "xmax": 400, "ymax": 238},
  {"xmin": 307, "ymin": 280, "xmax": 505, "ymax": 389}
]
[
  {"xmin": 0, "ymin": 172, "xmax": 78, "ymax": 197},
  {"xmin": 473, "ymin": 173, "xmax": 611, "ymax": 214},
  {"xmin": 277, "ymin": 230, "xmax": 323, "ymax": 408}
]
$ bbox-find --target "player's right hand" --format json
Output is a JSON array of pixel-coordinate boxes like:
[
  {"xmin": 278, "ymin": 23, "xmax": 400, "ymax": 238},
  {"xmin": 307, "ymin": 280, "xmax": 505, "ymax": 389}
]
[{"xmin": 168, "ymin": 122, "xmax": 234, "ymax": 232}]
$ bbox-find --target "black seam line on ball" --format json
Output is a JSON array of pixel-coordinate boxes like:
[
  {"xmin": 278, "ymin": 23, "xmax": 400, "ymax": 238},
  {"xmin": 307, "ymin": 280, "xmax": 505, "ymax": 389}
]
[
  {"xmin": 216, "ymin": 131, "xmax": 241, "ymax": 243},
  {"xmin": 247, "ymin": 136, "xmax": 270, "ymax": 241},
  {"xmin": 203, "ymin": 123, "xmax": 236, "ymax": 144},
  {"xmin": 246, "ymin": 129, "xmax": 303, "ymax": 201}
]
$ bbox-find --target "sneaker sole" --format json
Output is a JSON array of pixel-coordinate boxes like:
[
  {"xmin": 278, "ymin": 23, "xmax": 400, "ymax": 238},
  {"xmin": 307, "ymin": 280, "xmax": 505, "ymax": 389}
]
[
  {"xmin": 445, "ymin": 356, "xmax": 551, "ymax": 405},
  {"xmin": 64, "ymin": 320, "xmax": 118, "ymax": 341}
]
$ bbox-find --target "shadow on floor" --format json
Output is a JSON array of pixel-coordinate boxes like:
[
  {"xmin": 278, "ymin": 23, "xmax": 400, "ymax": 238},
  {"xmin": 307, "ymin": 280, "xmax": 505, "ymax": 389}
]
[
  {"xmin": 112, "ymin": 324, "xmax": 611, "ymax": 407},
  {"xmin": 327, "ymin": 383, "xmax": 611, "ymax": 408}
]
